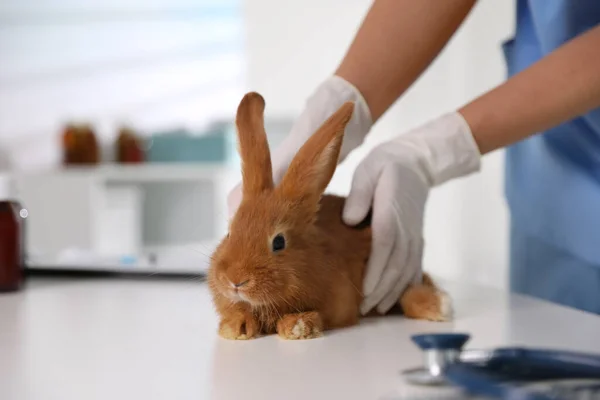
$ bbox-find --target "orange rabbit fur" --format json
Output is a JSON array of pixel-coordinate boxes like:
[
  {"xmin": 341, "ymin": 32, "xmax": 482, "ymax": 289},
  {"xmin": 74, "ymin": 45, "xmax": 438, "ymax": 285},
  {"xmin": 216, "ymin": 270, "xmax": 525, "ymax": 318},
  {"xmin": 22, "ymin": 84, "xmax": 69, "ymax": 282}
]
[{"xmin": 208, "ymin": 92, "xmax": 452, "ymax": 340}]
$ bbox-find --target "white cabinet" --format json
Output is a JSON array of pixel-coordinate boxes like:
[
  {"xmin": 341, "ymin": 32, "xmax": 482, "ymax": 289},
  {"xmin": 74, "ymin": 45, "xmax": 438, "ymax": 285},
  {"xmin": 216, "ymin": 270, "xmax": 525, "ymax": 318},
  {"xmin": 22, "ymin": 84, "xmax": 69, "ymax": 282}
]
[{"xmin": 15, "ymin": 164, "xmax": 233, "ymax": 274}]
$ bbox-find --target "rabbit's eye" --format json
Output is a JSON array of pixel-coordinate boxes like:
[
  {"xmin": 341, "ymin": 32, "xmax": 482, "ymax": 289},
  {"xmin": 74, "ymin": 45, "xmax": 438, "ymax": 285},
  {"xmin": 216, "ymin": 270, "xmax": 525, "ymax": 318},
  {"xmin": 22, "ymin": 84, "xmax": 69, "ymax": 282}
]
[{"xmin": 272, "ymin": 234, "xmax": 286, "ymax": 252}]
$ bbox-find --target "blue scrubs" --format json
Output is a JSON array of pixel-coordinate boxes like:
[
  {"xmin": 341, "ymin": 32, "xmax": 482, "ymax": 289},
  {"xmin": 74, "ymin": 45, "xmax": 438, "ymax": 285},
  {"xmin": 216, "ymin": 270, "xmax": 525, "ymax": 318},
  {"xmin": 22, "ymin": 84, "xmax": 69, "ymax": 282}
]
[{"xmin": 504, "ymin": 1, "xmax": 600, "ymax": 314}]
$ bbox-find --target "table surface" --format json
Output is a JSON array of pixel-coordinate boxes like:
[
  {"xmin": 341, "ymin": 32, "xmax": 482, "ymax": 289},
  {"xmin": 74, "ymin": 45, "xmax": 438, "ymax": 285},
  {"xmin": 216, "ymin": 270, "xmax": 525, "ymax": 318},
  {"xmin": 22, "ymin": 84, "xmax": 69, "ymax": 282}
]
[{"xmin": 1, "ymin": 275, "xmax": 599, "ymax": 400}]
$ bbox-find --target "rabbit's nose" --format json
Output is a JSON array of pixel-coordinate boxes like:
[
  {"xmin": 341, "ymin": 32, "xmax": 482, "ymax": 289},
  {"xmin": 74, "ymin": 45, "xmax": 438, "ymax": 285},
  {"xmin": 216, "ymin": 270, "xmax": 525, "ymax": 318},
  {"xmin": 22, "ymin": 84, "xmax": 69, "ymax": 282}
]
[{"xmin": 231, "ymin": 279, "xmax": 249, "ymax": 289}]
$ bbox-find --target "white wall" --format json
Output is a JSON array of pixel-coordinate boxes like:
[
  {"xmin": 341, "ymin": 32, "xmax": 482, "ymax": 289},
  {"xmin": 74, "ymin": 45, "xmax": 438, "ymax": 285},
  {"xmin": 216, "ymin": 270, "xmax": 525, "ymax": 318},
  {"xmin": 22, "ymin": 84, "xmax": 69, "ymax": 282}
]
[
  {"xmin": 0, "ymin": 0, "xmax": 245, "ymax": 171},
  {"xmin": 243, "ymin": 0, "xmax": 515, "ymax": 289}
]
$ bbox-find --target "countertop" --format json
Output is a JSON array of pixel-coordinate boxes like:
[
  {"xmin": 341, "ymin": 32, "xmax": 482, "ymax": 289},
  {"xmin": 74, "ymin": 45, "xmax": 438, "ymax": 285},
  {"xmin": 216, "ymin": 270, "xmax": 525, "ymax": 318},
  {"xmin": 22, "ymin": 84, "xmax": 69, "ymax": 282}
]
[{"xmin": 1, "ymin": 275, "xmax": 599, "ymax": 400}]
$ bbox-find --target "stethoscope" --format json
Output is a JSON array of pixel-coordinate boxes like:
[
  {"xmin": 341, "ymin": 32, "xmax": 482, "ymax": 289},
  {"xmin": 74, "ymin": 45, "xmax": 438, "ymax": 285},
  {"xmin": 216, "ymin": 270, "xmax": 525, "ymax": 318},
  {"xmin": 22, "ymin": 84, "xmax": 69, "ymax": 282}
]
[{"xmin": 402, "ymin": 333, "xmax": 600, "ymax": 400}]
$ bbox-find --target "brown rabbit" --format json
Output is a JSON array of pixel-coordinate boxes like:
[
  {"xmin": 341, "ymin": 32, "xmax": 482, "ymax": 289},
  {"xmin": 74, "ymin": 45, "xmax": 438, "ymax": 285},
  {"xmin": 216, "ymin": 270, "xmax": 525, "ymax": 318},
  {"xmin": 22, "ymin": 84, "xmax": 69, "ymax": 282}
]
[{"xmin": 208, "ymin": 92, "xmax": 452, "ymax": 340}]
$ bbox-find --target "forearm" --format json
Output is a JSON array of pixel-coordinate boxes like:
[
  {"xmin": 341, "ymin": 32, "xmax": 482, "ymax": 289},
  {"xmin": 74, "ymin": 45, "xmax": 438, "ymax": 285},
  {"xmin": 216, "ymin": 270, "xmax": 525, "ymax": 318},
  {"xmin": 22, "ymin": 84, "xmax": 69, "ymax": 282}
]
[
  {"xmin": 460, "ymin": 25, "xmax": 600, "ymax": 155},
  {"xmin": 336, "ymin": 0, "xmax": 477, "ymax": 122}
]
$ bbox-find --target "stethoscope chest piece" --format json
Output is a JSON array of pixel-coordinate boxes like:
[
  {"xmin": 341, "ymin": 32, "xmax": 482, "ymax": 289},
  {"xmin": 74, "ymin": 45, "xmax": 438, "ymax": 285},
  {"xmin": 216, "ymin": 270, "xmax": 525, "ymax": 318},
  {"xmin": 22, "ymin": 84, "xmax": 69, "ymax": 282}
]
[{"xmin": 402, "ymin": 333, "xmax": 471, "ymax": 386}]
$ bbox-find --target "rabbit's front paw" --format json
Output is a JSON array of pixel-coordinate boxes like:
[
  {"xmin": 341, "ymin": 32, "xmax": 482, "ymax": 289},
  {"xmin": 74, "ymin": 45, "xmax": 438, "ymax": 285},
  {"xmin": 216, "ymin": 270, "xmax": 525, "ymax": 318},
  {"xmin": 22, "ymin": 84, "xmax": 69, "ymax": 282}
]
[
  {"xmin": 277, "ymin": 311, "xmax": 324, "ymax": 340},
  {"xmin": 218, "ymin": 312, "xmax": 260, "ymax": 340}
]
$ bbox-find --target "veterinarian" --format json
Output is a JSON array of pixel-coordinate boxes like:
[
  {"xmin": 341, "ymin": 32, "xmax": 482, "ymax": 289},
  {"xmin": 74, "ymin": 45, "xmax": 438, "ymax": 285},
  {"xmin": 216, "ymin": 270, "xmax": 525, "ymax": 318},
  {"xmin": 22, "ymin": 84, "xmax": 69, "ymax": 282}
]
[{"xmin": 229, "ymin": 1, "xmax": 600, "ymax": 315}]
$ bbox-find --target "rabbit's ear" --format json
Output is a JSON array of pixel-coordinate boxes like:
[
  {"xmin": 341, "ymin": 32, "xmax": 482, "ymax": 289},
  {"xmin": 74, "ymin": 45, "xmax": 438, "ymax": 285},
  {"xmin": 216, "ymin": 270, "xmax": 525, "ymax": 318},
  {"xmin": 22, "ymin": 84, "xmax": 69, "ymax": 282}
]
[
  {"xmin": 278, "ymin": 102, "xmax": 354, "ymax": 207},
  {"xmin": 235, "ymin": 92, "xmax": 274, "ymax": 196}
]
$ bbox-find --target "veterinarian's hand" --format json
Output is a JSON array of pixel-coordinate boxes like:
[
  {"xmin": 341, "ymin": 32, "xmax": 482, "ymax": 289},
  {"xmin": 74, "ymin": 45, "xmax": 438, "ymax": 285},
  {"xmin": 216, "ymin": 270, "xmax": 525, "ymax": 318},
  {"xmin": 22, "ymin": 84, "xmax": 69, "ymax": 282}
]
[
  {"xmin": 343, "ymin": 112, "xmax": 481, "ymax": 315},
  {"xmin": 227, "ymin": 75, "xmax": 372, "ymax": 216}
]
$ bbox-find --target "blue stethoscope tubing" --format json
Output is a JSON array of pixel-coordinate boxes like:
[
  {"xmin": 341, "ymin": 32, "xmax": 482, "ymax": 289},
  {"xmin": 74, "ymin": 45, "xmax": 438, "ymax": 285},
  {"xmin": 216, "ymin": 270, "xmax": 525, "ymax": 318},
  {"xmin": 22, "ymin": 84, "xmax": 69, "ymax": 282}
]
[{"xmin": 474, "ymin": 347, "xmax": 600, "ymax": 379}]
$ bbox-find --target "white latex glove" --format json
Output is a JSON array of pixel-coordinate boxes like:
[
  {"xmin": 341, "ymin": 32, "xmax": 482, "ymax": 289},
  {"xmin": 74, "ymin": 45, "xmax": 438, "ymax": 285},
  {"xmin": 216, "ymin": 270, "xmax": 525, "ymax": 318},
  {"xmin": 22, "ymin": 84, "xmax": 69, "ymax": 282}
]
[
  {"xmin": 227, "ymin": 75, "xmax": 373, "ymax": 216},
  {"xmin": 343, "ymin": 112, "xmax": 481, "ymax": 315}
]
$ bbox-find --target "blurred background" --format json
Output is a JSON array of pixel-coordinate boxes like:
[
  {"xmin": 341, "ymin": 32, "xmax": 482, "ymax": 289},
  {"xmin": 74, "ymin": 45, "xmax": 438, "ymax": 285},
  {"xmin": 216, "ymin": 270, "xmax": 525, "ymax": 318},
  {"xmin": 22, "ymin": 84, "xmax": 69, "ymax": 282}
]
[{"xmin": 1, "ymin": 0, "xmax": 514, "ymax": 289}]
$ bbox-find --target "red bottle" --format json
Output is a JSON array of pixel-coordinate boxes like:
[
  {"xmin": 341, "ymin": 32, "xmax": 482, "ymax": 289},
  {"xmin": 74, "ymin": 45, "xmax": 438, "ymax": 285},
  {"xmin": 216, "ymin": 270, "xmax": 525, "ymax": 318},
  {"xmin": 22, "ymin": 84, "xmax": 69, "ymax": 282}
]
[
  {"xmin": 116, "ymin": 127, "xmax": 145, "ymax": 163},
  {"xmin": 0, "ymin": 175, "xmax": 26, "ymax": 292}
]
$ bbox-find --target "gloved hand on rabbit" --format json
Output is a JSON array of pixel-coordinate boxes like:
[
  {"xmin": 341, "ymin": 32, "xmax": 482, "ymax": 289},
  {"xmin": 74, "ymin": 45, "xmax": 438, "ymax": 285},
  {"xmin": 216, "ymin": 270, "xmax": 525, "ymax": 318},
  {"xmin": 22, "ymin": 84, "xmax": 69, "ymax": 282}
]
[
  {"xmin": 209, "ymin": 91, "xmax": 452, "ymax": 341},
  {"xmin": 226, "ymin": 76, "xmax": 481, "ymax": 319}
]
